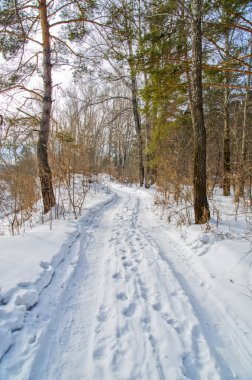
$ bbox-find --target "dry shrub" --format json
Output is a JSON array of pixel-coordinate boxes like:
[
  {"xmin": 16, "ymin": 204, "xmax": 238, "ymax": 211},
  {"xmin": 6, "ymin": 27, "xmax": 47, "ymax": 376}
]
[
  {"xmin": 50, "ymin": 132, "xmax": 92, "ymax": 218},
  {"xmin": 0, "ymin": 153, "xmax": 39, "ymax": 234}
]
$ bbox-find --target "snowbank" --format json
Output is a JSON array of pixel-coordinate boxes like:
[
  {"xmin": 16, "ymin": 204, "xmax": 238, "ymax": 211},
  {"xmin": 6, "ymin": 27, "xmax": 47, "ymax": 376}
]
[{"xmin": 0, "ymin": 183, "xmax": 116, "ymax": 362}]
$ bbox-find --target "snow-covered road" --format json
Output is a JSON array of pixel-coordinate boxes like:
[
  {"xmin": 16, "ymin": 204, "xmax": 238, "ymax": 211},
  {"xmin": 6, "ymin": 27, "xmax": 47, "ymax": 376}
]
[{"xmin": 1, "ymin": 182, "xmax": 252, "ymax": 379}]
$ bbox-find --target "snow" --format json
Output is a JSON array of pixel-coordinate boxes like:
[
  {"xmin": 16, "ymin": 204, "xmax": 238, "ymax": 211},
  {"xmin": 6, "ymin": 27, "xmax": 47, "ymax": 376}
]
[{"xmin": 0, "ymin": 178, "xmax": 252, "ymax": 379}]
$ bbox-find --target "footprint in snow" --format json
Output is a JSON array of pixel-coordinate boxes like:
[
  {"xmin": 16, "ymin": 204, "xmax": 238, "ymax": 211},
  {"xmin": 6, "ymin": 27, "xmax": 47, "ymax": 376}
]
[
  {"xmin": 165, "ymin": 317, "xmax": 182, "ymax": 333},
  {"xmin": 40, "ymin": 261, "xmax": 49, "ymax": 269},
  {"xmin": 122, "ymin": 303, "xmax": 136, "ymax": 317},
  {"xmin": 18, "ymin": 281, "xmax": 30, "ymax": 288},
  {"xmin": 96, "ymin": 306, "xmax": 107, "ymax": 322},
  {"xmin": 152, "ymin": 302, "xmax": 162, "ymax": 311},
  {"xmin": 123, "ymin": 261, "xmax": 132, "ymax": 268},
  {"xmin": 142, "ymin": 316, "xmax": 151, "ymax": 325},
  {"xmin": 29, "ymin": 334, "xmax": 37, "ymax": 344},
  {"xmin": 140, "ymin": 289, "xmax": 148, "ymax": 301},
  {"xmin": 93, "ymin": 346, "xmax": 105, "ymax": 360},
  {"xmin": 116, "ymin": 325, "xmax": 128, "ymax": 338},
  {"xmin": 112, "ymin": 348, "xmax": 124, "ymax": 368},
  {"xmin": 112, "ymin": 272, "xmax": 122, "ymax": 280},
  {"xmin": 142, "ymin": 319, "xmax": 151, "ymax": 332},
  {"xmin": 116, "ymin": 292, "xmax": 128, "ymax": 301}
]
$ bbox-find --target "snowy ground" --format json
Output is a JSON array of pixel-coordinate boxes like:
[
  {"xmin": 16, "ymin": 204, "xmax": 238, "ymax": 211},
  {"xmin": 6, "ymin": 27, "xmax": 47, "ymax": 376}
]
[{"xmin": 0, "ymin": 179, "xmax": 252, "ymax": 379}]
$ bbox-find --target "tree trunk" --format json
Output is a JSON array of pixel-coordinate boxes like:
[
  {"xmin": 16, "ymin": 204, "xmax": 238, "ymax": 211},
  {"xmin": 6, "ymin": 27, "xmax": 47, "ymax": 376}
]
[
  {"xmin": 223, "ymin": 78, "xmax": 231, "ymax": 196},
  {"xmin": 236, "ymin": 40, "xmax": 252, "ymax": 199},
  {"xmin": 144, "ymin": 72, "xmax": 154, "ymax": 189},
  {"xmin": 234, "ymin": 96, "xmax": 247, "ymax": 200},
  {"xmin": 190, "ymin": 0, "xmax": 210, "ymax": 224},
  {"xmin": 145, "ymin": 117, "xmax": 152, "ymax": 188},
  {"xmin": 128, "ymin": 40, "xmax": 145, "ymax": 187},
  {"xmin": 131, "ymin": 77, "xmax": 145, "ymax": 187},
  {"xmin": 223, "ymin": 33, "xmax": 231, "ymax": 196},
  {"xmin": 38, "ymin": 0, "xmax": 55, "ymax": 214}
]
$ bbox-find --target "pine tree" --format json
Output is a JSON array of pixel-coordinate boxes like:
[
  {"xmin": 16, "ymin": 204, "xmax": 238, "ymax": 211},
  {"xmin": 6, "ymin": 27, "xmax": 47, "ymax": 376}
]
[{"xmin": 189, "ymin": 0, "xmax": 210, "ymax": 223}]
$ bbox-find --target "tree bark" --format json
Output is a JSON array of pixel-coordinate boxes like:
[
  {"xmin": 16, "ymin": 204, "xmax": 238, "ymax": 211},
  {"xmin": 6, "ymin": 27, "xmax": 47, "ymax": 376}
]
[
  {"xmin": 143, "ymin": 71, "xmax": 154, "ymax": 189},
  {"xmin": 223, "ymin": 33, "xmax": 231, "ymax": 196},
  {"xmin": 145, "ymin": 117, "xmax": 152, "ymax": 188},
  {"xmin": 131, "ymin": 75, "xmax": 145, "ymax": 187},
  {"xmin": 223, "ymin": 77, "xmax": 231, "ymax": 196},
  {"xmin": 38, "ymin": 0, "xmax": 55, "ymax": 214},
  {"xmin": 190, "ymin": 0, "xmax": 210, "ymax": 224},
  {"xmin": 128, "ymin": 40, "xmax": 145, "ymax": 187},
  {"xmin": 236, "ymin": 40, "xmax": 252, "ymax": 199}
]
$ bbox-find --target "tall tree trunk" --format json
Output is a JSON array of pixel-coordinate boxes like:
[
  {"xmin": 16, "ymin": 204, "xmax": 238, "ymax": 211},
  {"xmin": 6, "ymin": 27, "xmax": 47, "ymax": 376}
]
[
  {"xmin": 38, "ymin": 0, "xmax": 55, "ymax": 214},
  {"xmin": 190, "ymin": 0, "xmax": 210, "ymax": 224},
  {"xmin": 236, "ymin": 40, "xmax": 252, "ymax": 199},
  {"xmin": 145, "ymin": 117, "xmax": 152, "ymax": 188},
  {"xmin": 144, "ymin": 73, "xmax": 152, "ymax": 189},
  {"xmin": 131, "ymin": 75, "xmax": 145, "ymax": 187},
  {"xmin": 223, "ymin": 77, "xmax": 231, "ymax": 196},
  {"xmin": 223, "ymin": 33, "xmax": 231, "ymax": 196},
  {"xmin": 128, "ymin": 41, "xmax": 145, "ymax": 187}
]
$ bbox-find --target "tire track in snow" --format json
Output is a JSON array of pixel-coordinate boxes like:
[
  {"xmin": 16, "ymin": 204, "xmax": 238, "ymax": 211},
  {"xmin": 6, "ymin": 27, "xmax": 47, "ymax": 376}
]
[
  {"xmin": 88, "ymin": 193, "xmax": 222, "ymax": 379},
  {"xmin": 135, "ymin": 189, "xmax": 251, "ymax": 380},
  {"xmin": 24, "ymin": 186, "xmax": 231, "ymax": 379},
  {"xmin": 123, "ymin": 195, "xmax": 223, "ymax": 380},
  {"xmin": 167, "ymin": 237, "xmax": 252, "ymax": 377},
  {"xmin": 27, "ymin": 193, "xmax": 119, "ymax": 380}
]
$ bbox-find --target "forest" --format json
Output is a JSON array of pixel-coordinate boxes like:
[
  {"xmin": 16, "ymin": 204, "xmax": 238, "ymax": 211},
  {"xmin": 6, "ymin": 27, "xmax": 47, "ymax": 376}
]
[
  {"xmin": 0, "ymin": 0, "xmax": 252, "ymax": 230},
  {"xmin": 1, "ymin": 2, "xmax": 252, "ymax": 379}
]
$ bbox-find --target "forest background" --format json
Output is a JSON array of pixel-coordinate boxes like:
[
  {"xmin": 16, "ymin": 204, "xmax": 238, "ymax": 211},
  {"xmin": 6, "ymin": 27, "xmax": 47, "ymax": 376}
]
[{"xmin": 0, "ymin": 0, "xmax": 252, "ymax": 233}]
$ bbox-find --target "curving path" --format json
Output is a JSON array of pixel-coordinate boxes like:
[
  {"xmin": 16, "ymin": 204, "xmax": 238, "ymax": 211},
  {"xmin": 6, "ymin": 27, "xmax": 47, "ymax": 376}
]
[{"xmin": 4, "ymin": 182, "xmax": 251, "ymax": 380}]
